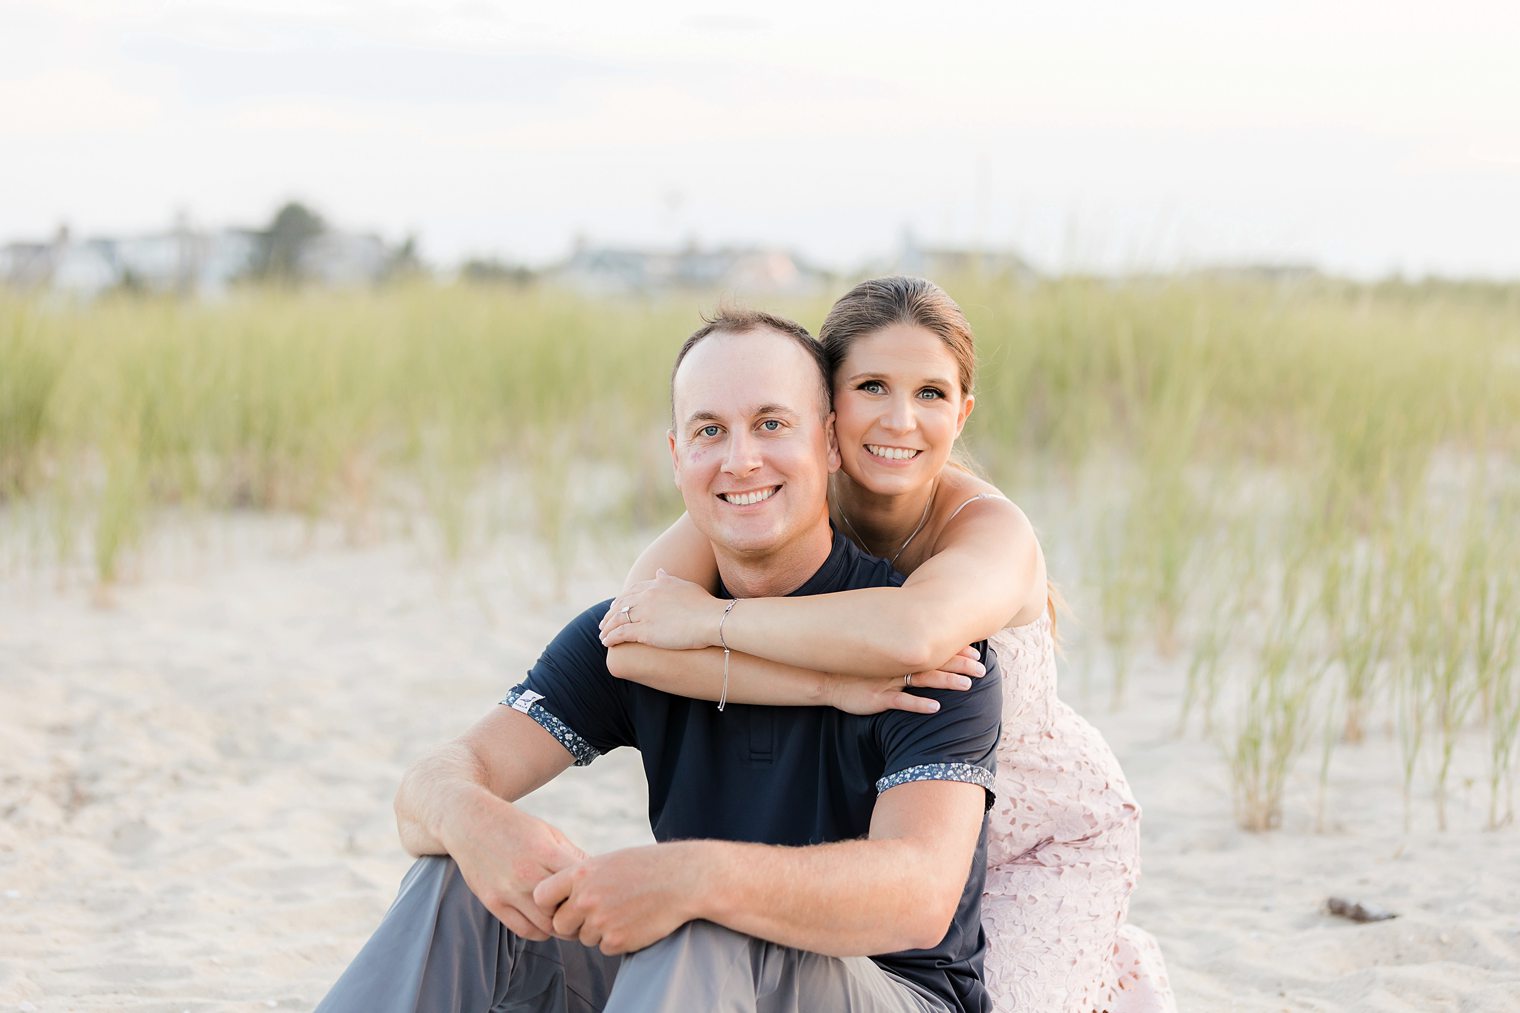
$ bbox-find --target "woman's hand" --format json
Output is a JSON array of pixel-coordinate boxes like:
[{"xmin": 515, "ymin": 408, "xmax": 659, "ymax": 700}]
[
  {"xmin": 828, "ymin": 646, "xmax": 986, "ymax": 716},
  {"xmin": 599, "ymin": 569, "xmax": 727, "ymax": 651}
]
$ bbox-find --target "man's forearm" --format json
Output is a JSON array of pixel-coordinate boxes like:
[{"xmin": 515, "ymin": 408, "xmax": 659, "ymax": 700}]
[
  {"xmin": 392, "ymin": 715, "xmax": 587, "ymax": 942},
  {"xmin": 681, "ymin": 834, "xmax": 969, "ymax": 956},
  {"xmin": 394, "ymin": 740, "xmax": 502, "ymax": 856}
]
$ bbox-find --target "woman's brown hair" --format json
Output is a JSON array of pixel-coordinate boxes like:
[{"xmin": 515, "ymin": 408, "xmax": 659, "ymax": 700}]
[
  {"xmin": 819, "ymin": 276, "xmax": 1060, "ymax": 637},
  {"xmin": 818, "ymin": 276, "xmax": 976, "ymax": 398}
]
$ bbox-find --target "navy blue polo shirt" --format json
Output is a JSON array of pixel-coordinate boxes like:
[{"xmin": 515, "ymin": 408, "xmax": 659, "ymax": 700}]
[{"xmin": 501, "ymin": 530, "xmax": 1001, "ymax": 1013}]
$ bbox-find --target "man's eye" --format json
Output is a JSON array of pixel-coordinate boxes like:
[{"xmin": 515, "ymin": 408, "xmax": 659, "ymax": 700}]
[
  {"xmin": 760, "ymin": 420, "xmax": 782, "ymax": 431},
  {"xmin": 699, "ymin": 425, "xmax": 721, "ymax": 438}
]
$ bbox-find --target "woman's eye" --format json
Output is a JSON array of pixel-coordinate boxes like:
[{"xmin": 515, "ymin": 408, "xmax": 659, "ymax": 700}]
[
  {"xmin": 860, "ymin": 381, "xmax": 885, "ymax": 394},
  {"xmin": 918, "ymin": 388, "xmax": 944, "ymax": 400}
]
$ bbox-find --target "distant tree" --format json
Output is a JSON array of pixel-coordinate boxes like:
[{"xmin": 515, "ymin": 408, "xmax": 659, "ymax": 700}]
[
  {"xmin": 260, "ymin": 201, "xmax": 325, "ymax": 281},
  {"xmin": 387, "ymin": 234, "xmax": 425, "ymax": 280}
]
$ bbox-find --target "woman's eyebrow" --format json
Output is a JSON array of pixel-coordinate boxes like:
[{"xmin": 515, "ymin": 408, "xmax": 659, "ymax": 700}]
[{"xmin": 842, "ymin": 371, "xmax": 954, "ymax": 388}]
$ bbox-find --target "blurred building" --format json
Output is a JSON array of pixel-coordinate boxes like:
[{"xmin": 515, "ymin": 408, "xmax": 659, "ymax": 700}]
[
  {"xmin": 547, "ymin": 239, "xmax": 831, "ymax": 297},
  {"xmin": 893, "ymin": 232, "xmax": 1038, "ymax": 283},
  {"xmin": 297, "ymin": 232, "xmax": 392, "ymax": 287},
  {"xmin": 0, "ymin": 219, "xmax": 397, "ymax": 299}
]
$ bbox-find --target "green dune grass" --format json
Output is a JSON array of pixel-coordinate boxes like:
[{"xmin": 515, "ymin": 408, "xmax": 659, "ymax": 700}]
[{"xmin": 2, "ymin": 275, "xmax": 1516, "ymax": 829}]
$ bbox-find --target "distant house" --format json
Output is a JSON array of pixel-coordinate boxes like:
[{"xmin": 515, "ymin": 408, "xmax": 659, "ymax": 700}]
[
  {"xmin": 0, "ymin": 240, "xmax": 59, "ymax": 290},
  {"xmin": 548, "ymin": 241, "xmax": 830, "ymax": 297},
  {"xmin": 0, "ymin": 221, "xmax": 394, "ymax": 298},
  {"xmin": 0, "ymin": 229, "xmax": 118, "ymax": 299},
  {"xmin": 51, "ymin": 240, "xmax": 119, "ymax": 299},
  {"xmin": 189, "ymin": 229, "xmax": 265, "ymax": 295},
  {"xmin": 1188, "ymin": 262, "xmax": 1323, "ymax": 284},
  {"xmin": 894, "ymin": 235, "xmax": 1038, "ymax": 283},
  {"xmin": 551, "ymin": 245, "xmax": 673, "ymax": 295},
  {"xmin": 298, "ymin": 232, "xmax": 391, "ymax": 287}
]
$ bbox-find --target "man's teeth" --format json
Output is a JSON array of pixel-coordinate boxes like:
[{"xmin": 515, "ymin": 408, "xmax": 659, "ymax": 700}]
[
  {"xmin": 867, "ymin": 445, "xmax": 920, "ymax": 461},
  {"xmin": 723, "ymin": 487, "xmax": 777, "ymax": 506}
]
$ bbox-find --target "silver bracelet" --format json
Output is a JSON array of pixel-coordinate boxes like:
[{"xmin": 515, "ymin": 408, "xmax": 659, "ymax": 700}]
[{"xmin": 717, "ymin": 599, "xmax": 737, "ymax": 711}]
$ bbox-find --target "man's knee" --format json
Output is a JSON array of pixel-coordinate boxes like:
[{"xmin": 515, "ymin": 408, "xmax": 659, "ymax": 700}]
[
  {"xmin": 394, "ymin": 855, "xmax": 484, "ymax": 919},
  {"xmin": 605, "ymin": 921, "xmax": 760, "ymax": 1012},
  {"xmin": 400, "ymin": 854, "xmax": 459, "ymax": 892},
  {"xmin": 631, "ymin": 919, "xmax": 755, "ymax": 962},
  {"xmin": 617, "ymin": 920, "xmax": 761, "ymax": 984}
]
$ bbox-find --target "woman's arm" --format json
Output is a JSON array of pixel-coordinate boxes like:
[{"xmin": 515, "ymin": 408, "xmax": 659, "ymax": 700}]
[
  {"xmin": 623, "ymin": 512, "xmax": 720, "ymax": 588},
  {"xmin": 609, "ymin": 513, "xmax": 980, "ymax": 712},
  {"xmin": 604, "ymin": 497, "xmax": 1045, "ymax": 677},
  {"xmin": 606, "ymin": 642, "xmax": 980, "ymax": 715}
]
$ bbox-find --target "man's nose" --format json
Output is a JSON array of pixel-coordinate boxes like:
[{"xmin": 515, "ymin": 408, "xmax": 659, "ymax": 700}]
[{"xmin": 722, "ymin": 430, "xmax": 762, "ymax": 474}]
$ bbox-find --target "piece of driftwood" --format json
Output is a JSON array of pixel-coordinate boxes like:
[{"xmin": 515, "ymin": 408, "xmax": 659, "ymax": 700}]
[{"xmin": 1326, "ymin": 897, "xmax": 1398, "ymax": 922}]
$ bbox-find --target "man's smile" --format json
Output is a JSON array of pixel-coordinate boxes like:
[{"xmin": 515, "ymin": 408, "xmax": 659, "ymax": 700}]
[{"xmin": 718, "ymin": 485, "xmax": 780, "ymax": 506}]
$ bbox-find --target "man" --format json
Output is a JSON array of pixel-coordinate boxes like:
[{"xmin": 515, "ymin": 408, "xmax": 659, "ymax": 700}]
[{"xmin": 318, "ymin": 310, "xmax": 1003, "ymax": 1012}]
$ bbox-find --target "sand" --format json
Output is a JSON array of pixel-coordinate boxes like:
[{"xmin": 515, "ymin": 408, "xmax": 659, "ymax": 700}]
[{"xmin": 1, "ymin": 516, "xmax": 1517, "ymax": 1012}]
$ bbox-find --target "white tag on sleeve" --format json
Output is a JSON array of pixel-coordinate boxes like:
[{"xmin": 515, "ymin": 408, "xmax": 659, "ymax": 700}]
[{"xmin": 511, "ymin": 689, "xmax": 544, "ymax": 714}]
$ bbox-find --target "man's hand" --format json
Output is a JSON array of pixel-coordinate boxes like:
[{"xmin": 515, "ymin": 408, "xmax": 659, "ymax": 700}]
[
  {"xmin": 828, "ymin": 645, "xmax": 985, "ymax": 715},
  {"xmin": 446, "ymin": 797, "xmax": 588, "ymax": 942},
  {"xmin": 532, "ymin": 843, "xmax": 701, "ymax": 955}
]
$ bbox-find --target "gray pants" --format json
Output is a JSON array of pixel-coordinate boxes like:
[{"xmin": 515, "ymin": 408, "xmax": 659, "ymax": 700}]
[{"xmin": 317, "ymin": 856, "xmax": 951, "ymax": 1013}]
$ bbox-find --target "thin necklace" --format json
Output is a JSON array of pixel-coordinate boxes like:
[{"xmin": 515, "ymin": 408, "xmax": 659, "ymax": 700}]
[{"xmin": 835, "ymin": 478, "xmax": 939, "ymax": 568}]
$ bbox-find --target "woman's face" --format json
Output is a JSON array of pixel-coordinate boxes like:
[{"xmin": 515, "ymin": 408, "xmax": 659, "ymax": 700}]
[{"xmin": 831, "ymin": 322, "xmax": 974, "ymax": 498}]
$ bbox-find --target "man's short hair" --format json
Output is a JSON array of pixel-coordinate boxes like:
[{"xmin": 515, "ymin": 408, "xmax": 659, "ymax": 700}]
[{"xmin": 669, "ymin": 308, "xmax": 832, "ymax": 425}]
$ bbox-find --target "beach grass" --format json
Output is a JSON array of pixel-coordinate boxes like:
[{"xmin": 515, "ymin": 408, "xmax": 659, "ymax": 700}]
[{"xmin": 1, "ymin": 274, "xmax": 1517, "ymax": 830}]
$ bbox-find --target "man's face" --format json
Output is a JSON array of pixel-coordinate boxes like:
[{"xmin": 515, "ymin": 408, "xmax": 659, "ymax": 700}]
[{"xmin": 668, "ymin": 329, "xmax": 839, "ymax": 558}]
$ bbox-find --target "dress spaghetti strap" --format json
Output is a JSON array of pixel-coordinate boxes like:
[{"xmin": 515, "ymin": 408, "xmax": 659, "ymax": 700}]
[{"xmin": 945, "ymin": 492, "xmax": 1006, "ymax": 526}]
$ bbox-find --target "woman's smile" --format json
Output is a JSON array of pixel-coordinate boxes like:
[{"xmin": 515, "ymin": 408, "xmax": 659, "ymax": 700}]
[{"xmin": 864, "ymin": 444, "xmax": 922, "ymax": 462}]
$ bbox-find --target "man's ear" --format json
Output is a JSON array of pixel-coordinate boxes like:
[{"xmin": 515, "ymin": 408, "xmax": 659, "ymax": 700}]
[
  {"xmin": 954, "ymin": 394, "xmax": 975, "ymax": 439},
  {"xmin": 668, "ymin": 430, "xmax": 681, "ymax": 486},
  {"xmin": 825, "ymin": 411, "xmax": 841, "ymax": 473}
]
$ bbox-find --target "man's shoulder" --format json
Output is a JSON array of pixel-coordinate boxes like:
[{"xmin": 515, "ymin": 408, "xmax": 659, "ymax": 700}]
[
  {"xmin": 511, "ymin": 597, "xmax": 635, "ymax": 763},
  {"xmin": 822, "ymin": 534, "xmax": 906, "ymax": 593},
  {"xmin": 532, "ymin": 598, "xmax": 616, "ymax": 677}
]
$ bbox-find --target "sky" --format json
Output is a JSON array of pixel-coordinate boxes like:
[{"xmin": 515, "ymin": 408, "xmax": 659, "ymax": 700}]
[{"xmin": 3, "ymin": 0, "xmax": 1518, "ymax": 278}]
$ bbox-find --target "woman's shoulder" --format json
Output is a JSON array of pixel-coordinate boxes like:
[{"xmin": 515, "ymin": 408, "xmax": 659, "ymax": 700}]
[{"xmin": 934, "ymin": 469, "xmax": 1033, "ymax": 537}]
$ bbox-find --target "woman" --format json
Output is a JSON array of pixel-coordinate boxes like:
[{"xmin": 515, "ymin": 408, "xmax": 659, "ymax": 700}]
[{"xmin": 598, "ymin": 277, "xmax": 1175, "ymax": 1012}]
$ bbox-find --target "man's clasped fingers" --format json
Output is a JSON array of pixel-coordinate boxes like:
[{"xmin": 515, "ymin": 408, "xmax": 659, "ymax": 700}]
[
  {"xmin": 529, "ymin": 846, "xmax": 698, "ymax": 955},
  {"xmin": 470, "ymin": 875, "xmax": 558, "ymax": 941}
]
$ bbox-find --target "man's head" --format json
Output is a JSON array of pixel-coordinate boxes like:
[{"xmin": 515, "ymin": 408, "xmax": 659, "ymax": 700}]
[
  {"xmin": 669, "ymin": 308, "xmax": 832, "ymax": 426},
  {"xmin": 668, "ymin": 310, "xmax": 839, "ymax": 586}
]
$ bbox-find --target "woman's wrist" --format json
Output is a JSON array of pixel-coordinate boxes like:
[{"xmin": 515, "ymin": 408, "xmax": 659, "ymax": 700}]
[{"xmin": 713, "ymin": 596, "xmax": 736, "ymax": 649}]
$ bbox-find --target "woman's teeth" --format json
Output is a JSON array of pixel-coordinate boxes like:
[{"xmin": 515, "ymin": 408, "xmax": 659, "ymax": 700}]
[
  {"xmin": 866, "ymin": 445, "xmax": 920, "ymax": 461},
  {"xmin": 722, "ymin": 487, "xmax": 777, "ymax": 506}
]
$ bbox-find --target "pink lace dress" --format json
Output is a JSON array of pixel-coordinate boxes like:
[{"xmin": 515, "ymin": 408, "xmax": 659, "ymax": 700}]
[{"xmin": 981, "ymin": 616, "xmax": 1176, "ymax": 1012}]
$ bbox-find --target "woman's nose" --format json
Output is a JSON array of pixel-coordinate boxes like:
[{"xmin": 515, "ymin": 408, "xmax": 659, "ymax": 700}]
[{"xmin": 882, "ymin": 397, "xmax": 915, "ymax": 433}]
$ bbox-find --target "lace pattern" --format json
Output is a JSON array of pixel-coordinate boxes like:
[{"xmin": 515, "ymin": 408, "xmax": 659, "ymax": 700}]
[{"xmin": 980, "ymin": 618, "xmax": 1177, "ymax": 1012}]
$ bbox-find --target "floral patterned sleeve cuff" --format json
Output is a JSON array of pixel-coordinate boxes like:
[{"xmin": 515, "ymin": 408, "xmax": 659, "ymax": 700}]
[
  {"xmin": 876, "ymin": 762, "xmax": 996, "ymax": 811},
  {"xmin": 499, "ymin": 687, "xmax": 600, "ymax": 767}
]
